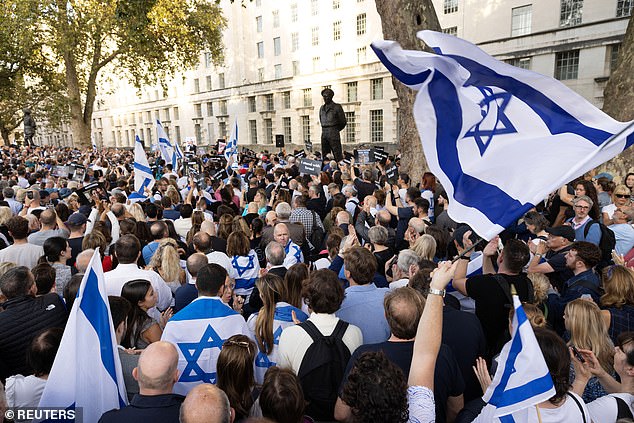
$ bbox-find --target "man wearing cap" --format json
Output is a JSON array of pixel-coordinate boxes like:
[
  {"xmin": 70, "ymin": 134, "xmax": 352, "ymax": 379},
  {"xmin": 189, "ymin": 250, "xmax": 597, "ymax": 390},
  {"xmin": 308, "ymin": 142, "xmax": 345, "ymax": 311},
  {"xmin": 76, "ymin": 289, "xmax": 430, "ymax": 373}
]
[
  {"xmin": 66, "ymin": 212, "xmax": 87, "ymax": 266},
  {"xmin": 527, "ymin": 225, "xmax": 576, "ymax": 293}
]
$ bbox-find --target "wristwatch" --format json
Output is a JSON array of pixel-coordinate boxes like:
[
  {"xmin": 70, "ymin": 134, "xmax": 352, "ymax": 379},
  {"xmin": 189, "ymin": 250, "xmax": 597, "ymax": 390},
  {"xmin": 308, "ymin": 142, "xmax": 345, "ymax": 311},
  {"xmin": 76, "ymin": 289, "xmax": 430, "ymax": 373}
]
[{"xmin": 428, "ymin": 288, "xmax": 446, "ymax": 297}]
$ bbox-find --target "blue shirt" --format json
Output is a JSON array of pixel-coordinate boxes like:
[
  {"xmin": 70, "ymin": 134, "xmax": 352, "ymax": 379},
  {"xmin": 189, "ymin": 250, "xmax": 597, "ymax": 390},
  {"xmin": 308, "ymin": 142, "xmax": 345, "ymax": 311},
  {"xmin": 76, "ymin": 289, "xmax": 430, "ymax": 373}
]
[
  {"xmin": 548, "ymin": 269, "xmax": 600, "ymax": 334},
  {"xmin": 142, "ymin": 241, "xmax": 160, "ymax": 265},
  {"xmin": 174, "ymin": 283, "xmax": 198, "ymax": 313},
  {"xmin": 609, "ymin": 223, "xmax": 634, "ymax": 255},
  {"xmin": 569, "ymin": 218, "xmax": 601, "ymax": 246},
  {"xmin": 336, "ymin": 284, "xmax": 390, "ymax": 344}
]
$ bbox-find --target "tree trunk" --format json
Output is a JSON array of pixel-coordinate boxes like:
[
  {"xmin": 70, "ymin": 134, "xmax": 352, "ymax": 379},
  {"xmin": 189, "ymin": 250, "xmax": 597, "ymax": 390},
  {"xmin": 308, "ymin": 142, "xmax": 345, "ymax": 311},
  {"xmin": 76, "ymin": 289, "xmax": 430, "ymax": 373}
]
[
  {"xmin": 64, "ymin": 53, "xmax": 91, "ymax": 148},
  {"xmin": 375, "ymin": 0, "xmax": 441, "ymax": 185},
  {"xmin": 597, "ymin": 14, "xmax": 634, "ymax": 176},
  {"xmin": 0, "ymin": 127, "xmax": 10, "ymax": 146}
]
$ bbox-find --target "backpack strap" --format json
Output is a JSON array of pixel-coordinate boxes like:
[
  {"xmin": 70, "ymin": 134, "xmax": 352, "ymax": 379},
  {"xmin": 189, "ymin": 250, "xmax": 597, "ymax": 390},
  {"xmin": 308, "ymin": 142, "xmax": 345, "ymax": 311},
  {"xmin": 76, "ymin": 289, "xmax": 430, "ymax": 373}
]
[
  {"xmin": 615, "ymin": 396, "xmax": 634, "ymax": 419},
  {"xmin": 492, "ymin": 274, "xmax": 514, "ymax": 309},
  {"xmin": 583, "ymin": 219, "xmax": 596, "ymax": 238},
  {"xmin": 299, "ymin": 320, "xmax": 322, "ymax": 342},
  {"xmin": 566, "ymin": 392, "xmax": 587, "ymax": 423},
  {"xmin": 331, "ymin": 319, "xmax": 349, "ymax": 340}
]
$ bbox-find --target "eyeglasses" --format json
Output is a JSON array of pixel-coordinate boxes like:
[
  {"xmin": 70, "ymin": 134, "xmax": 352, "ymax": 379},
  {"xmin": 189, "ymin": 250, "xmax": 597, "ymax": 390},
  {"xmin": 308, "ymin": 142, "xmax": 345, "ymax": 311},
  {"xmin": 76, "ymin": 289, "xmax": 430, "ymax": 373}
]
[
  {"xmin": 615, "ymin": 194, "xmax": 630, "ymax": 199},
  {"xmin": 574, "ymin": 205, "xmax": 590, "ymax": 210}
]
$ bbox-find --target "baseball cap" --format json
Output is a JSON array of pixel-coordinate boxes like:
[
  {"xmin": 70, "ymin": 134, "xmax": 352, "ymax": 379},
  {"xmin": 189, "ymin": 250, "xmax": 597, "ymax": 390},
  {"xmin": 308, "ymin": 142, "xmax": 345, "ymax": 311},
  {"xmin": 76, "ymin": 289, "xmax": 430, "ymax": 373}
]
[
  {"xmin": 593, "ymin": 172, "xmax": 613, "ymax": 181},
  {"xmin": 545, "ymin": 226, "xmax": 575, "ymax": 242},
  {"xmin": 67, "ymin": 212, "xmax": 87, "ymax": 226}
]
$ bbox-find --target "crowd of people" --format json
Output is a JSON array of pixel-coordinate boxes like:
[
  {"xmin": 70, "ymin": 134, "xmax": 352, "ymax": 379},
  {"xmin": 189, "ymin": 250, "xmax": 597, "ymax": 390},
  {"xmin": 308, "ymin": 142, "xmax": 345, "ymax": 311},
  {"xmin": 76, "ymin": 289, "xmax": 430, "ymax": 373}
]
[{"xmin": 1, "ymin": 143, "xmax": 634, "ymax": 422}]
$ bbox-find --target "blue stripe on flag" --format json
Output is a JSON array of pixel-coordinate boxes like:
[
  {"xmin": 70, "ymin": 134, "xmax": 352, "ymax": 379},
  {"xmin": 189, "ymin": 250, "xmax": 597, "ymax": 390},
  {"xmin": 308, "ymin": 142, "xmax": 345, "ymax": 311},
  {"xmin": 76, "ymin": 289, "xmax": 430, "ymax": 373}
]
[
  {"xmin": 499, "ymin": 414, "xmax": 516, "ymax": 423},
  {"xmin": 371, "ymin": 45, "xmax": 431, "ymax": 86},
  {"xmin": 235, "ymin": 277, "xmax": 257, "ymax": 290},
  {"xmin": 171, "ymin": 298, "xmax": 238, "ymax": 322},
  {"xmin": 78, "ymin": 268, "xmax": 126, "ymax": 407},
  {"xmin": 134, "ymin": 162, "xmax": 153, "ymax": 175},
  {"xmin": 275, "ymin": 306, "xmax": 308, "ymax": 322}
]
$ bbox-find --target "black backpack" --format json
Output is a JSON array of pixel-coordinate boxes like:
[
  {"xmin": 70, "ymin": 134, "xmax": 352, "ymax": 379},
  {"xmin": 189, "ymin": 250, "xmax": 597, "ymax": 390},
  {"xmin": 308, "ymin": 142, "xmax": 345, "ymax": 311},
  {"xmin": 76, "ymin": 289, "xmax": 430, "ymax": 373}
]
[
  {"xmin": 297, "ymin": 319, "xmax": 351, "ymax": 421},
  {"xmin": 308, "ymin": 210, "xmax": 325, "ymax": 256},
  {"xmin": 583, "ymin": 220, "xmax": 616, "ymax": 270}
]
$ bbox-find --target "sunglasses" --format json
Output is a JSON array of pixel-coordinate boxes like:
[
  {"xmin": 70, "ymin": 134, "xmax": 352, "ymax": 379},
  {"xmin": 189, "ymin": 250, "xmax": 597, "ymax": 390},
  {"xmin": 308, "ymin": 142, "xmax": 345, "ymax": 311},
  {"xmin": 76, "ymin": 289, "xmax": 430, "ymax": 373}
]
[{"xmin": 615, "ymin": 194, "xmax": 630, "ymax": 199}]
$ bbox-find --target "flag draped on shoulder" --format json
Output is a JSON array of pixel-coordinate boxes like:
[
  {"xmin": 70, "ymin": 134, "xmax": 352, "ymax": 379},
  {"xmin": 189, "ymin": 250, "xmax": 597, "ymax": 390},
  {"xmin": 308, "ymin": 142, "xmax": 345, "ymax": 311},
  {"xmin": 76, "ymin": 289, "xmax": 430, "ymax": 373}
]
[
  {"xmin": 38, "ymin": 249, "xmax": 128, "ymax": 422},
  {"xmin": 224, "ymin": 119, "xmax": 238, "ymax": 167},
  {"xmin": 129, "ymin": 135, "xmax": 155, "ymax": 201},
  {"xmin": 480, "ymin": 296, "xmax": 555, "ymax": 420},
  {"xmin": 156, "ymin": 119, "xmax": 177, "ymax": 169},
  {"xmin": 371, "ymin": 31, "xmax": 634, "ymax": 240}
]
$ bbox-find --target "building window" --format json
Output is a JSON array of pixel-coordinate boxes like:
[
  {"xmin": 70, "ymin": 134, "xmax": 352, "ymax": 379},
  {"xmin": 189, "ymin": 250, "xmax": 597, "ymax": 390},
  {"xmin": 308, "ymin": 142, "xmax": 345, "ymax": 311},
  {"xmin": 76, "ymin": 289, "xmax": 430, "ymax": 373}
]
[
  {"xmin": 146, "ymin": 111, "xmax": 152, "ymax": 122},
  {"xmin": 555, "ymin": 50, "xmax": 580, "ymax": 80},
  {"xmin": 207, "ymin": 123, "xmax": 215, "ymax": 143},
  {"xmin": 206, "ymin": 75, "xmax": 212, "ymax": 91},
  {"xmin": 442, "ymin": 26, "xmax": 458, "ymax": 36},
  {"xmin": 617, "ymin": 0, "xmax": 633, "ymax": 16},
  {"xmin": 155, "ymin": 109, "xmax": 160, "ymax": 120},
  {"xmin": 256, "ymin": 16, "xmax": 263, "ymax": 32},
  {"xmin": 356, "ymin": 14, "xmax": 366, "ymax": 35},
  {"xmin": 301, "ymin": 115, "xmax": 311, "ymax": 143},
  {"xmin": 291, "ymin": 3, "xmax": 298, "ymax": 22},
  {"xmin": 274, "ymin": 37, "xmax": 281, "ymax": 56},
  {"xmin": 370, "ymin": 110, "xmax": 384, "ymax": 142},
  {"xmin": 303, "ymin": 88, "xmax": 312, "ymax": 107},
  {"xmin": 274, "ymin": 64, "xmax": 282, "ymax": 79},
  {"xmin": 264, "ymin": 118, "xmax": 273, "ymax": 144},
  {"xmin": 207, "ymin": 102, "xmax": 213, "ymax": 117},
  {"xmin": 347, "ymin": 82, "xmax": 358, "ymax": 102},
  {"xmin": 219, "ymin": 73, "xmax": 225, "ymax": 89},
  {"xmin": 333, "ymin": 20, "xmax": 341, "ymax": 41},
  {"xmin": 511, "ymin": 5, "xmax": 532, "ymax": 36},
  {"xmin": 257, "ymin": 42, "xmax": 264, "ymax": 58},
  {"xmin": 506, "ymin": 57, "xmax": 532, "ymax": 70},
  {"xmin": 194, "ymin": 78, "xmax": 200, "ymax": 93},
  {"xmin": 311, "ymin": 0, "xmax": 318, "ymax": 15},
  {"xmin": 265, "ymin": 94, "xmax": 274, "ymax": 111},
  {"xmin": 444, "ymin": 0, "xmax": 458, "ymax": 13},
  {"xmin": 291, "ymin": 33, "xmax": 299, "ymax": 52},
  {"xmin": 560, "ymin": 0, "xmax": 583, "ymax": 26},
  {"xmin": 194, "ymin": 103, "xmax": 202, "ymax": 117},
  {"xmin": 293, "ymin": 61, "xmax": 300, "ymax": 76},
  {"xmin": 218, "ymin": 122, "xmax": 227, "ymax": 139},
  {"xmin": 371, "ymin": 78, "xmax": 383, "ymax": 100},
  {"xmin": 273, "ymin": 10, "xmax": 280, "ymax": 27},
  {"xmin": 357, "ymin": 47, "xmax": 366, "ymax": 64},
  {"xmin": 195, "ymin": 124, "xmax": 202, "ymax": 143},
  {"xmin": 146, "ymin": 128, "xmax": 153, "ymax": 144},
  {"xmin": 219, "ymin": 100, "xmax": 227, "ymax": 115},
  {"xmin": 312, "ymin": 27, "xmax": 319, "ymax": 46},
  {"xmin": 334, "ymin": 51, "xmax": 343, "ymax": 67},
  {"xmin": 283, "ymin": 117, "xmax": 292, "ymax": 143},
  {"xmin": 312, "ymin": 56, "xmax": 320, "ymax": 72},
  {"xmin": 258, "ymin": 68, "xmax": 264, "ymax": 82},
  {"xmin": 333, "ymin": 0, "xmax": 340, "ymax": 9},
  {"xmin": 282, "ymin": 91, "xmax": 291, "ymax": 109},
  {"xmin": 610, "ymin": 44, "xmax": 621, "ymax": 72},
  {"xmin": 248, "ymin": 96, "xmax": 257, "ymax": 113},
  {"xmin": 173, "ymin": 107, "xmax": 179, "ymax": 120},
  {"xmin": 345, "ymin": 112, "xmax": 356, "ymax": 143},
  {"xmin": 163, "ymin": 108, "xmax": 170, "ymax": 121},
  {"xmin": 204, "ymin": 52, "xmax": 212, "ymax": 68},
  {"xmin": 249, "ymin": 120, "xmax": 258, "ymax": 144}
]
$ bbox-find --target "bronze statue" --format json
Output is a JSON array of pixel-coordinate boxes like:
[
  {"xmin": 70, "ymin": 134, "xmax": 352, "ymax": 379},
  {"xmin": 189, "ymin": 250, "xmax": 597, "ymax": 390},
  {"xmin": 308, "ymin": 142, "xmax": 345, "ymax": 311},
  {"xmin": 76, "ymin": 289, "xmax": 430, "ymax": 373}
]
[
  {"xmin": 23, "ymin": 108, "xmax": 36, "ymax": 147},
  {"xmin": 319, "ymin": 88, "xmax": 346, "ymax": 162}
]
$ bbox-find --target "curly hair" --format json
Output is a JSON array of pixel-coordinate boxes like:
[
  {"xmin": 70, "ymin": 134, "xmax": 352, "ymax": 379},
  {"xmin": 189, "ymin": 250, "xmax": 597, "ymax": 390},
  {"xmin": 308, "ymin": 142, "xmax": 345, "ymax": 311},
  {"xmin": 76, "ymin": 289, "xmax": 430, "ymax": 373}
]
[{"xmin": 341, "ymin": 351, "xmax": 409, "ymax": 423}]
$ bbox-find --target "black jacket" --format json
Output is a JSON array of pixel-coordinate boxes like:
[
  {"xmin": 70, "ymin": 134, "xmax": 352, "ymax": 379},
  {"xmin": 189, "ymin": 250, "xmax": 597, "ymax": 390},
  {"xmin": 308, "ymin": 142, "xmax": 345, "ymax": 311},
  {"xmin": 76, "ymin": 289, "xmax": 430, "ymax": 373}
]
[
  {"xmin": 98, "ymin": 393, "xmax": 185, "ymax": 423},
  {"xmin": 0, "ymin": 293, "xmax": 68, "ymax": 381}
]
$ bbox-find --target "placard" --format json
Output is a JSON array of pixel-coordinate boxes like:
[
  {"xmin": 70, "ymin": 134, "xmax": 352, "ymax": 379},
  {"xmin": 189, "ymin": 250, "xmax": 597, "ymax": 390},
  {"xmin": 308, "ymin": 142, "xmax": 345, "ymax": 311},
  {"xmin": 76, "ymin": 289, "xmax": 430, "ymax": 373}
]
[
  {"xmin": 304, "ymin": 139, "xmax": 313, "ymax": 152},
  {"xmin": 212, "ymin": 168, "xmax": 229, "ymax": 181},
  {"xmin": 72, "ymin": 165, "xmax": 86, "ymax": 183},
  {"xmin": 356, "ymin": 149, "xmax": 370, "ymax": 165},
  {"xmin": 295, "ymin": 149, "xmax": 306, "ymax": 159},
  {"xmin": 370, "ymin": 148, "xmax": 389, "ymax": 163},
  {"xmin": 385, "ymin": 164, "xmax": 399, "ymax": 185},
  {"xmin": 217, "ymin": 140, "xmax": 226, "ymax": 154},
  {"xmin": 298, "ymin": 158, "xmax": 321, "ymax": 176}
]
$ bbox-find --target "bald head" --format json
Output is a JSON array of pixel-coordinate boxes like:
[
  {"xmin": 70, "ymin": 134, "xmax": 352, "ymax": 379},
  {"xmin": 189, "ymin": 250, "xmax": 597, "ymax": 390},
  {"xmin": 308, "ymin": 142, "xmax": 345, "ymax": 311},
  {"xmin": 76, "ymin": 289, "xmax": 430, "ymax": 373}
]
[
  {"xmin": 39, "ymin": 209, "xmax": 57, "ymax": 227},
  {"xmin": 133, "ymin": 341, "xmax": 179, "ymax": 394},
  {"xmin": 336, "ymin": 211, "xmax": 350, "ymax": 226},
  {"xmin": 75, "ymin": 249, "xmax": 94, "ymax": 273},
  {"xmin": 265, "ymin": 211, "xmax": 277, "ymax": 226},
  {"xmin": 187, "ymin": 253, "xmax": 209, "ymax": 278},
  {"xmin": 408, "ymin": 217, "xmax": 426, "ymax": 235},
  {"xmin": 180, "ymin": 383, "xmax": 232, "ymax": 423},
  {"xmin": 111, "ymin": 203, "xmax": 125, "ymax": 218},
  {"xmin": 200, "ymin": 220, "xmax": 215, "ymax": 236},
  {"xmin": 377, "ymin": 209, "xmax": 391, "ymax": 226},
  {"xmin": 273, "ymin": 223, "xmax": 289, "ymax": 246}
]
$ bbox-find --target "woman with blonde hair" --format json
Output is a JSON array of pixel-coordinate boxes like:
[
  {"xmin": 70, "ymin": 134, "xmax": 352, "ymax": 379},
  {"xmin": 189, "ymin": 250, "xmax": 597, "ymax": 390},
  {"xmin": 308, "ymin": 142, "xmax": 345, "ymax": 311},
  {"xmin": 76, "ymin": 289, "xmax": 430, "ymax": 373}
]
[
  {"xmin": 603, "ymin": 184, "xmax": 632, "ymax": 225},
  {"xmin": 0, "ymin": 206, "xmax": 13, "ymax": 248},
  {"xmin": 147, "ymin": 238, "xmax": 185, "ymax": 294},
  {"xmin": 600, "ymin": 265, "xmax": 634, "ymax": 344},
  {"xmin": 165, "ymin": 185, "xmax": 181, "ymax": 206},
  {"xmin": 411, "ymin": 234, "xmax": 437, "ymax": 262},
  {"xmin": 247, "ymin": 274, "xmax": 308, "ymax": 384},
  {"xmin": 128, "ymin": 203, "xmax": 146, "ymax": 222},
  {"xmin": 217, "ymin": 213, "xmax": 234, "ymax": 240},
  {"xmin": 566, "ymin": 298, "xmax": 615, "ymax": 402},
  {"xmin": 227, "ymin": 231, "xmax": 261, "ymax": 298},
  {"xmin": 232, "ymin": 215, "xmax": 252, "ymax": 238}
]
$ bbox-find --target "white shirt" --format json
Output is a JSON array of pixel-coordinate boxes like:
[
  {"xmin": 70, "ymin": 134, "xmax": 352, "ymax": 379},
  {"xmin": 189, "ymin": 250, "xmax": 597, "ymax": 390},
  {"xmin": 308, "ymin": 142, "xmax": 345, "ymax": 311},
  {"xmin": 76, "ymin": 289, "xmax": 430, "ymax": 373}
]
[
  {"xmin": 173, "ymin": 217, "xmax": 192, "ymax": 240},
  {"xmin": 588, "ymin": 392, "xmax": 634, "ymax": 423},
  {"xmin": 473, "ymin": 392, "xmax": 590, "ymax": 422},
  {"xmin": 0, "ymin": 243, "xmax": 44, "ymax": 269},
  {"xmin": 5, "ymin": 374, "xmax": 47, "ymax": 408},
  {"xmin": 389, "ymin": 278, "xmax": 409, "ymax": 290},
  {"xmin": 104, "ymin": 263, "xmax": 172, "ymax": 314}
]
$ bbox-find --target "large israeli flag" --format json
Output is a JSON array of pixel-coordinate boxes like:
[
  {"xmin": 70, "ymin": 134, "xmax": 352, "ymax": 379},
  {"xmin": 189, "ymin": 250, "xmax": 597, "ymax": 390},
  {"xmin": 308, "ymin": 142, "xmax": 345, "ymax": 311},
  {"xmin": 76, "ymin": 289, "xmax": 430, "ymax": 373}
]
[
  {"xmin": 156, "ymin": 119, "xmax": 177, "ymax": 168},
  {"xmin": 479, "ymin": 296, "xmax": 555, "ymax": 420},
  {"xmin": 247, "ymin": 302, "xmax": 308, "ymax": 384},
  {"xmin": 161, "ymin": 297, "xmax": 251, "ymax": 395},
  {"xmin": 224, "ymin": 119, "xmax": 238, "ymax": 166},
  {"xmin": 129, "ymin": 135, "xmax": 155, "ymax": 201},
  {"xmin": 372, "ymin": 31, "xmax": 634, "ymax": 240},
  {"xmin": 38, "ymin": 249, "xmax": 128, "ymax": 421}
]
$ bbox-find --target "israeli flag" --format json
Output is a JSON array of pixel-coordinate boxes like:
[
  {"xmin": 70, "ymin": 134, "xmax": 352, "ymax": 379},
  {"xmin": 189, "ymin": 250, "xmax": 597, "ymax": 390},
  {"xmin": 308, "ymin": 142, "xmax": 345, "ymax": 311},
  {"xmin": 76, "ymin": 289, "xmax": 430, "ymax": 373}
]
[
  {"xmin": 91, "ymin": 133, "xmax": 97, "ymax": 151},
  {"xmin": 227, "ymin": 250, "xmax": 261, "ymax": 297},
  {"xmin": 480, "ymin": 296, "xmax": 555, "ymax": 419},
  {"xmin": 38, "ymin": 249, "xmax": 128, "ymax": 421},
  {"xmin": 224, "ymin": 119, "xmax": 238, "ymax": 166},
  {"xmin": 156, "ymin": 119, "xmax": 177, "ymax": 168},
  {"xmin": 129, "ymin": 135, "xmax": 155, "ymax": 201},
  {"xmin": 161, "ymin": 297, "xmax": 251, "ymax": 395},
  {"xmin": 247, "ymin": 302, "xmax": 309, "ymax": 384},
  {"xmin": 174, "ymin": 138, "xmax": 184, "ymax": 161},
  {"xmin": 372, "ymin": 31, "xmax": 634, "ymax": 240}
]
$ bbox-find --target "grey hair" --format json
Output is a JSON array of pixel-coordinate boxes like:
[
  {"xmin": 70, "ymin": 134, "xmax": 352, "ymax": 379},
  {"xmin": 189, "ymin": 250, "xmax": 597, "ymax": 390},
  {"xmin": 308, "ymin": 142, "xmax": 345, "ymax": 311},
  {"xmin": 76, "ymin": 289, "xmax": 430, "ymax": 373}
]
[
  {"xmin": 265, "ymin": 241, "xmax": 286, "ymax": 266},
  {"xmin": 275, "ymin": 202, "xmax": 292, "ymax": 220},
  {"xmin": 396, "ymin": 249, "xmax": 420, "ymax": 272},
  {"xmin": 368, "ymin": 226, "xmax": 388, "ymax": 245},
  {"xmin": 573, "ymin": 195, "xmax": 593, "ymax": 208}
]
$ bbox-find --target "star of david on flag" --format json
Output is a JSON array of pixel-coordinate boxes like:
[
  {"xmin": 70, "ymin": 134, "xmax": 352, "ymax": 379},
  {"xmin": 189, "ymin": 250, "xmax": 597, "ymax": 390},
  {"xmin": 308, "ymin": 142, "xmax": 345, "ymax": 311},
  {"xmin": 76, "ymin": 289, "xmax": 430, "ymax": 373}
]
[
  {"xmin": 178, "ymin": 324, "xmax": 225, "ymax": 384},
  {"xmin": 225, "ymin": 119, "xmax": 238, "ymax": 167},
  {"xmin": 372, "ymin": 31, "xmax": 634, "ymax": 240}
]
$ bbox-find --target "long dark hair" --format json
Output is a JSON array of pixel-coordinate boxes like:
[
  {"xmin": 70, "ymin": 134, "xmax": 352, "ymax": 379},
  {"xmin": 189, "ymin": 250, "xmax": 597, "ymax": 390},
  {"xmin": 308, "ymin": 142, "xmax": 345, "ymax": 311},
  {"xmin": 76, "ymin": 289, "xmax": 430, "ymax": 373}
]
[
  {"xmin": 574, "ymin": 180, "xmax": 601, "ymax": 220},
  {"xmin": 217, "ymin": 335, "xmax": 257, "ymax": 420},
  {"xmin": 255, "ymin": 274, "xmax": 286, "ymax": 354},
  {"xmin": 40, "ymin": 236, "xmax": 67, "ymax": 263},
  {"xmin": 120, "ymin": 279, "xmax": 152, "ymax": 348},
  {"xmin": 284, "ymin": 263, "xmax": 309, "ymax": 310}
]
